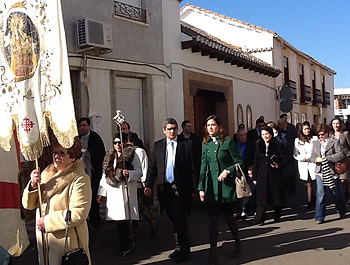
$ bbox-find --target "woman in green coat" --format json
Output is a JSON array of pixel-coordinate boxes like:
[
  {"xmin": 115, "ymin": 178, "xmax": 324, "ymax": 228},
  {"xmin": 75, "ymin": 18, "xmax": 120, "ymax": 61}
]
[{"xmin": 198, "ymin": 115, "xmax": 243, "ymax": 265}]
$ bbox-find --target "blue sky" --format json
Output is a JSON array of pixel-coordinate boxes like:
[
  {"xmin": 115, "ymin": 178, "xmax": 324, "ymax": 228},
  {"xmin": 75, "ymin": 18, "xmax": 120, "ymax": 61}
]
[{"xmin": 180, "ymin": 1, "xmax": 350, "ymax": 88}]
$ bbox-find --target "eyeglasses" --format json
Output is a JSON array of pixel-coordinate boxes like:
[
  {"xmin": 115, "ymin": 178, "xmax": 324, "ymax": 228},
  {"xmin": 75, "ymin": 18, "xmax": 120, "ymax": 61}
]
[
  {"xmin": 52, "ymin": 151, "xmax": 68, "ymax": 157},
  {"xmin": 113, "ymin": 141, "xmax": 122, "ymax": 145},
  {"xmin": 318, "ymin": 132, "xmax": 326, "ymax": 137},
  {"xmin": 166, "ymin": 127, "xmax": 178, "ymax": 131}
]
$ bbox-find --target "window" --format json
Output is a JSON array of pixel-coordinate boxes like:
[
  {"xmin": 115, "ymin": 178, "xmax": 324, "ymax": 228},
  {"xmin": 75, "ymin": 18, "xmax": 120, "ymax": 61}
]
[
  {"xmin": 294, "ymin": 112, "xmax": 299, "ymax": 124},
  {"xmin": 237, "ymin": 104, "xmax": 243, "ymax": 128},
  {"xmin": 299, "ymin": 64, "xmax": 305, "ymax": 103},
  {"xmin": 301, "ymin": 113, "xmax": 306, "ymax": 123},
  {"xmin": 283, "ymin": 57, "xmax": 289, "ymax": 84},
  {"xmin": 114, "ymin": 0, "xmax": 146, "ymax": 23},
  {"xmin": 246, "ymin": 105, "xmax": 253, "ymax": 131}
]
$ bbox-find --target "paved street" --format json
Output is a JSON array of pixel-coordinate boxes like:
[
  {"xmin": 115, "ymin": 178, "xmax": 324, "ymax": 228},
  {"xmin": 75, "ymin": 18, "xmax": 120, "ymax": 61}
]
[{"xmin": 12, "ymin": 181, "xmax": 350, "ymax": 265}]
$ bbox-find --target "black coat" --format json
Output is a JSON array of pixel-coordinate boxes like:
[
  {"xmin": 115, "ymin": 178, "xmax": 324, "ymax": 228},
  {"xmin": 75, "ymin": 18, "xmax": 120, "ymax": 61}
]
[
  {"xmin": 83, "ymin": 130, "xmax": 106, "ymax": 182},
  {"xmin": 146, "ymin": 138, "xmax": 197, "ymax": 215},
  {"xmin": 253, "ymin": 137, "xmax": 286, "ymax": 207}
]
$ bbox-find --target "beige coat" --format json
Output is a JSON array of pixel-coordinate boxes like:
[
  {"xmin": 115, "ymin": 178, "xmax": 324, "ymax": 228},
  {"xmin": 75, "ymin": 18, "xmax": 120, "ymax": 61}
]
[{"xmin": 22, "ymin": 160, "xmax": 92, "ymax": 265}]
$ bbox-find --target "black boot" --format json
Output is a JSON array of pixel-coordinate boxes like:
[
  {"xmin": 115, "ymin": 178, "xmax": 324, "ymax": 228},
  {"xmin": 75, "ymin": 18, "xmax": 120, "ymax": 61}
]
[{"xmin": 224, "ymin": 213, "xmax": 241, "ymax": 258}]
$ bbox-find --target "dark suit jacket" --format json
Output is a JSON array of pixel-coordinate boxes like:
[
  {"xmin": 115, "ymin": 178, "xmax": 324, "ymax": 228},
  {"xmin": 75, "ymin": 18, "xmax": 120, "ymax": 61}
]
[
  {"xmin": 178, "ymin": 132, "xmax": 202, "ymax": 187},
  {"xmin": 146, "ymin": 138, "xmax": 197, "ymax": 215},
  {"xmin": 85, "ymin": 131, "xmax": 106, "ymax": 181},
  {"xmin": 237, "ymin": 140, "xmax": 255, "ymax": 174},
  {"xmin": 247, "ymin": 128, "xmax": 261, "ymax": 143}
]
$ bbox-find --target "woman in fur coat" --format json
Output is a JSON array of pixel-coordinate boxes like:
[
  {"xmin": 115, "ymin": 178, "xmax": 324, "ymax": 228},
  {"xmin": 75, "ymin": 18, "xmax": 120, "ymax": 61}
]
[
  {"xmin": 22, "ymin": 137, "xmax": 92, "ymax": 265},
  {"xmin": 253, "ymin": 126, "xmax": 287, "ymax": 225},
  {"xmin": 97, "ymin": 133, "xmax": 142, "ymax": 256}
]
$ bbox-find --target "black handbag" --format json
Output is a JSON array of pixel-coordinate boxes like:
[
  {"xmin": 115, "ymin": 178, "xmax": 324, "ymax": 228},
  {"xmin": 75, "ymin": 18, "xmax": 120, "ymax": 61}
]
[{"xmin": 62, "ymin": 210, "xmax": 89, "ymax": 265}]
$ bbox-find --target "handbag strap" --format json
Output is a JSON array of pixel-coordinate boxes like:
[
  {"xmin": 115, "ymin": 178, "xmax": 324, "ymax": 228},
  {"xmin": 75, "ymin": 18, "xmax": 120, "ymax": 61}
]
[
  {"xmin": 235, "ymin": 163, "xmax": 245, "ymax": 178},
  {"xmin": 63, "ymin": 210, "xmax": 83, "ymax": 254}
]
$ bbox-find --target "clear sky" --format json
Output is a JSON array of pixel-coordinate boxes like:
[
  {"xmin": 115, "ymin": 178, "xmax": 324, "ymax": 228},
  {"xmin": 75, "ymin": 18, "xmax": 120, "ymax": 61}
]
[{"xmin": 180, "ymin": 0, "xmax": 350, "ymax": 88}]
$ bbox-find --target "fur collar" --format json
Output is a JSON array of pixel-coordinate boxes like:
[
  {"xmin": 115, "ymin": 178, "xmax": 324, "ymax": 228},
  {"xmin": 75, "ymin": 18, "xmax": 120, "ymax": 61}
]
[
  {"xmin": 41, "ymin": 160, "xmax": 86, "ymax": 201},
  {"xmin": 257, "ymin": 137, "xmax": 279, "ymax": 156}
]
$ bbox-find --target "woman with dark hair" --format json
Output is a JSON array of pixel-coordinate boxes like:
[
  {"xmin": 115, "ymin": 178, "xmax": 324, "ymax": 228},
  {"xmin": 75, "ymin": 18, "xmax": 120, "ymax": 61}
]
[
  {"xmin": 311, "ymin": 123, "xmax": 347, "ymax": 224},
  {"xmin": 97, "ymin": 133, "xmax": 142, "ymax": 256},
  {"xmin": 330, "ymin": 117, "xmax": 350, "ymax": 202},
  {"xmin": 253, "ymin": 125, "xmax": 286, "ymax": 225},
  {"xmin": 198, "ymin": 115, "xmax": 243, "ymax": 264},
  {"xmin": 294, "ymin": 121, "xmax": 317, "ymax": 211},
  {"xmin": 22, "ymin": 137, "xmax": 92, "ymax": 265}
]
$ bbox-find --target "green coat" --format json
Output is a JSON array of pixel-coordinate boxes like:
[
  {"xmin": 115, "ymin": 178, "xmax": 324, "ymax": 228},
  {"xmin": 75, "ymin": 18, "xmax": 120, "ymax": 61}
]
[{"xmin": 198, "ymin": 136, "xmax": 243, "ymax": 204}]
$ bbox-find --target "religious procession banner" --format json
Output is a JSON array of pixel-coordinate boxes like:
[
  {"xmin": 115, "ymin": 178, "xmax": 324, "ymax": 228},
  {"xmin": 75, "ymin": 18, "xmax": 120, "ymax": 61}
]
[
  {"xmin": 0, "ymin": 0, "xmax": 78, "ymax": 161},
  {"xmin": 0, "ymin": 137, "xmax": 29, "ymax": 256}
]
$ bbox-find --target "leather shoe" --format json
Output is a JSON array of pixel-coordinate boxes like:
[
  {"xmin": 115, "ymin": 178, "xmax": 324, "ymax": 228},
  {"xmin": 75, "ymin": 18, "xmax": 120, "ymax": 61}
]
[
  {"xmin": 231, "ymin": 242, "xmax": 242, "ymax": 258},
  {"xmin": 175, "ymin": 252, "xmax": 190, "ymax": 263},
  {"xmin": 168, "ymin": 250, "xmax": 181, "ymax": 259}
]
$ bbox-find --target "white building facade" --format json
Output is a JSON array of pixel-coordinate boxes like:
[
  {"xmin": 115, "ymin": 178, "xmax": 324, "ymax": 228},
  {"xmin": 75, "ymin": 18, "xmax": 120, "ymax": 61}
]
[{"xmin": 180, "ymin": 4, "xmax": 336, "ymax": 126}]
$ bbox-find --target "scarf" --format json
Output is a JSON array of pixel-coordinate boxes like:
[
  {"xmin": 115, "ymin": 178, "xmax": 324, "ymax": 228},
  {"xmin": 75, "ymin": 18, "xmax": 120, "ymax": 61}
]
[{"xmin": 321, "ymin": 157, "xmax": 335, "ymax": 190}]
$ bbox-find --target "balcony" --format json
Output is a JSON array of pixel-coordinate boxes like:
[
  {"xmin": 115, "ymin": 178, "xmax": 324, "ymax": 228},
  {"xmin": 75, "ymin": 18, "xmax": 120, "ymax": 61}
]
[
  {"xmin": 313, "ymin": 88, "xmax": 322, "ymax": 105},
  {"xmin": 288, "ymin": 80, "xmax": 297, "ymax": 100},
  {"xmin": 300, "ymin": 84, "xmax": 311, "ymax": 103},
  {"xmin": 323, "ymin": 91, "xmax": 330, "ymax": 106},
  {"xmin": 114, "ymin": 1, "xmax": 146, "ymax": 23}
]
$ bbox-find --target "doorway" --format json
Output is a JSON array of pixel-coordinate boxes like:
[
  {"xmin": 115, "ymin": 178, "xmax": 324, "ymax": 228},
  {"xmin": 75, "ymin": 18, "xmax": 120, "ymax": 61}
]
[{"xmin": 193, "ymin": 89, "xmax": 228, "ymax": 138}]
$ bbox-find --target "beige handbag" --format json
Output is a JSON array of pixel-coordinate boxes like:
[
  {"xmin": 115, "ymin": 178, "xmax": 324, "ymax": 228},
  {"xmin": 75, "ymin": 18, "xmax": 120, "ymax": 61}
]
[{"xmin": 235, "ymin": 164, "xmax": 252, "ymax": 198}]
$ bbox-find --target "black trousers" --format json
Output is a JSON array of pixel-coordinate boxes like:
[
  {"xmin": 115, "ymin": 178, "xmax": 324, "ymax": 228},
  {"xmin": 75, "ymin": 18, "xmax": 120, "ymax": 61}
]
[
  {"xmin": 158, "ymin": 183, "xmax": 190, "ymax": 254},
  {"xmin": 88, "ymin": 172, "xmax": 101, "ymax": 228}
]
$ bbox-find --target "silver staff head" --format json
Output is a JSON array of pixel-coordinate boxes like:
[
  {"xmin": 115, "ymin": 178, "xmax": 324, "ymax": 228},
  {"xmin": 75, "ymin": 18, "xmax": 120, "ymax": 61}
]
[{"xmin": 113, "ymin": 110, "xmax": 125, "ymax": 125}]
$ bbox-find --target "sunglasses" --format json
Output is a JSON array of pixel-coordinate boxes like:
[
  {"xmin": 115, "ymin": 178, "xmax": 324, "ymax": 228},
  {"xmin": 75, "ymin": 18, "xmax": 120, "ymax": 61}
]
[
  {"xmin": 318, "ymin": 132, "xmax": 326, "ymax": 137},
  {"xmin": 52, "ymin": 151, "xmax": 68, "ymax": 157},
  {"xmin": 113, "ymin": 141, "xmax": 122, "ymax": 145}
]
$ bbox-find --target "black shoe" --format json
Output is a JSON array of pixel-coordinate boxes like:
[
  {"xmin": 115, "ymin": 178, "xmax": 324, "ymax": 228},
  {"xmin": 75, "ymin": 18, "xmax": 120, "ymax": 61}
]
[
  {"xmin": 231, "ymin": 242, "xmax": 242, "ymax": 258},
  {"xmin": 253, "ymin": 219, "xmax": 264, "ymax": 226},
  {"xmin": 168, "ymin": 250, "xmax": 181, "ymax": 259},
  {"xmin": 175, "ymin": 252, "xmax": 190, "ymax": 263},
  {"xmin": 306, "ymin": 202, "xmax": 315, "ymax": 212}
]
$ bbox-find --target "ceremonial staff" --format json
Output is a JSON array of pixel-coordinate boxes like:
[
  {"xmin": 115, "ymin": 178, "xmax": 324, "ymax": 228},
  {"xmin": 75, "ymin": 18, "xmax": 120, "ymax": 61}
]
[{"xmin": 113, "ymin": 110, "xmax": 134, "ymax": 242}]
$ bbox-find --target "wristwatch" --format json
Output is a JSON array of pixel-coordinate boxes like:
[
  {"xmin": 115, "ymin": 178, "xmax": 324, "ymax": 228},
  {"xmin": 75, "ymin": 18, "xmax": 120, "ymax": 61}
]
[{"xmin": 225, "ymin": 169, "xmax": 231, "ymax": 174}]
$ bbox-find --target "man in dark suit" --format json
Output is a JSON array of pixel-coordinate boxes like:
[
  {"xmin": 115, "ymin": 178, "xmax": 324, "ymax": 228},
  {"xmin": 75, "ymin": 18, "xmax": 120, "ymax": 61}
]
[
  {"xmin": 120, "ymin": 121, "xmax": 144, "ymax": 149},
  {"xmin": 145, "ymin": 118, "xmax": 197, "ymax": 263},
  {"xmin": 247, "ymin": 117, "xmax": 265, "ymax": 144},
  {"xmin": 178, "ymin": 120, "xmax": 202, "ymax": 187},
  {"xmin": 236, "ymin": 128, "xmax": 255, "ymax": 174},
  {"xmin": 78, "ymin": 117, "xmax": 106, "ymax": 248}
]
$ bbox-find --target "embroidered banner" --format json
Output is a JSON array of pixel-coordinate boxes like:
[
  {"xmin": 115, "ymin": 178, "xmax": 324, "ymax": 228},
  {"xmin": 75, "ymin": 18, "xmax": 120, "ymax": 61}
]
[
  {"xmin": 0, "ymin": 0, "xmax": 77, "ymax": 161},
  {"xmin": 0, "ymin": 182, "xmax": 20, "ymax": 209}
]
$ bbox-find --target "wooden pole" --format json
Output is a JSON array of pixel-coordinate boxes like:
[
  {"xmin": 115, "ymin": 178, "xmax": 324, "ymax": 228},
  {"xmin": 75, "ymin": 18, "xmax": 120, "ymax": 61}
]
[{"xmin": 36, "ymin": 159, "xmax": 49, "ymax": 265}]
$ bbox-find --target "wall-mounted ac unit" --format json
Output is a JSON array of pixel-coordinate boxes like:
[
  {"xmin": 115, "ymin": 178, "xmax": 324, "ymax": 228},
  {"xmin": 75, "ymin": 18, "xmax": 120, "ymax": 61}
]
[{"xmin": 77, "ymin": 19, "xmax": 113, "ymax": 51}]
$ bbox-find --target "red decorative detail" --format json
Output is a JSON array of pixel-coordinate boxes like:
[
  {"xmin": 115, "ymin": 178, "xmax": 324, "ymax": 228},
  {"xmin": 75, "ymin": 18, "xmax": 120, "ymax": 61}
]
[
  {"xmin": 0, "ymin": 182, "xmax": 21, "ymax": 209},
  {"xmin": 21, "ymin": 117, "xmax": 35, "ymax": 133}
]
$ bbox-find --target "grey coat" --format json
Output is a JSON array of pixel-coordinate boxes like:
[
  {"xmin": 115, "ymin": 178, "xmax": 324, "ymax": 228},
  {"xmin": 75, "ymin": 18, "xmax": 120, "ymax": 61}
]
[{"xmin": 310, "ymin": 137, "xmax": 343, "ymax": 176}]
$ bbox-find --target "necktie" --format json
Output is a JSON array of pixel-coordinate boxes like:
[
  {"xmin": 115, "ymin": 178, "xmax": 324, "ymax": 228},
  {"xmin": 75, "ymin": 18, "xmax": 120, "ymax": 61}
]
[{"xmin": 166, "ymin": 142, "xmax": 174, "ymax": 183}]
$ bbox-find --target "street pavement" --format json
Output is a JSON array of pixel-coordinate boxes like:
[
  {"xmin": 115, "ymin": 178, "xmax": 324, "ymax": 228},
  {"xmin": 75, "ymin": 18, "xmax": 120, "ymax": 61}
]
[{"xmin": 12, "ymin": 180, "xmax": 350, "ymax": 265}]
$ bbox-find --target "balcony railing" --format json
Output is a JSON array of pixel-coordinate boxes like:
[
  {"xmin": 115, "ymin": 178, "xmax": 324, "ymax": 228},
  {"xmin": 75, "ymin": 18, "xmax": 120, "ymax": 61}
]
[
  {"xmin": 300, "ymin": 84, "xmax": 311, "ymax": 103},
  {"xmin": 288, "ymin": 79, "xmax": 297, "ymax": 100},
  {"xmin": 313, "ymin": 88, "xmax": 322, "ymax": 105},
  {"xmin": 114, "ymin": 1, "xmax": 146, "ymax": 23},
  {"xmin": 323, "ymin": 91, "xmax": 330, "ymax": 106}
]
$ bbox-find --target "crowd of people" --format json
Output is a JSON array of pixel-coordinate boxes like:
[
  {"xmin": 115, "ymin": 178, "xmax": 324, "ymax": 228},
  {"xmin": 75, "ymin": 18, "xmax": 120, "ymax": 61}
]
[{"xmin": 21, "ymin": 114, "xmax": 350, "ymax": 265}]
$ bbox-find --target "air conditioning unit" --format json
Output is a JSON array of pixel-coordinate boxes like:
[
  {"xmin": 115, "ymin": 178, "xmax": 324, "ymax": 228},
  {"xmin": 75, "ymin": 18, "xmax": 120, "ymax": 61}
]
[{"xmin": 77, "ymin": 19, "xmax": 113, "ymax": 51}]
